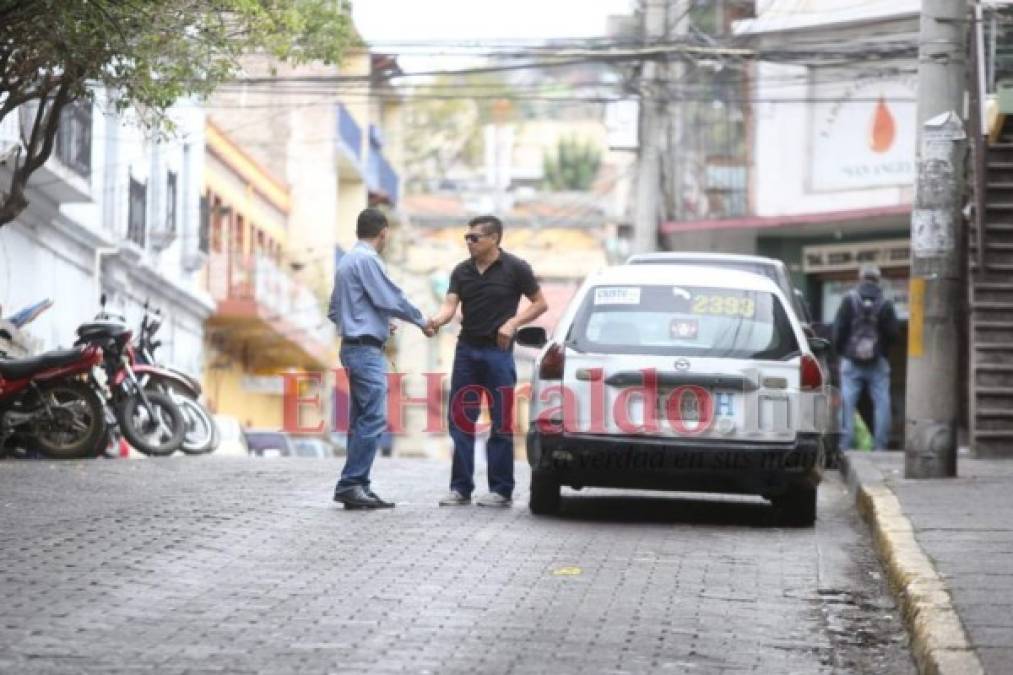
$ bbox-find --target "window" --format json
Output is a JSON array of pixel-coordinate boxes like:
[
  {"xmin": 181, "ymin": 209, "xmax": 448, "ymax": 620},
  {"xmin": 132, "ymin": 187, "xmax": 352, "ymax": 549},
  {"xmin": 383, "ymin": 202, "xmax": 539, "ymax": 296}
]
[
  {"xmin": 199, "ymin": 195, "xmax": 210, "ymax": 253},
  {"xmin": 55, "ymin": 101, "xmax": 93, "ymax": 179},
  {"xmin": 570, "ymin": 285, "xmax": 799, "ymax": 360},
  {"xmin": 166, "ymin": 170, "xmax": 178, "ymax": 234},
  {"xmin": 127, "ymin": 177, "xmax": 147, "ymax": 247}
]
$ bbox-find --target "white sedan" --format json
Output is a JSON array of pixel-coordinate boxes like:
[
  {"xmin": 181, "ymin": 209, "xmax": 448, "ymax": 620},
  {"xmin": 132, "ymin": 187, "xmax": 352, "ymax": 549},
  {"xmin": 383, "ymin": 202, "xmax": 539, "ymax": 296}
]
[{"xmin": 517, "ymin": 264, "xmax": 831, "ymax": 526}]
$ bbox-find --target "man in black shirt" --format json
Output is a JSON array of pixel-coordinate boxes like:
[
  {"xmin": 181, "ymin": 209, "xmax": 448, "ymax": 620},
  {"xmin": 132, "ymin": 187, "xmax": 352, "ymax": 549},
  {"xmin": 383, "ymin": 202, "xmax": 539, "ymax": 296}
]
[{"xmin": 428, "ymin": 215, "xmax": 547, "ymax": 507}]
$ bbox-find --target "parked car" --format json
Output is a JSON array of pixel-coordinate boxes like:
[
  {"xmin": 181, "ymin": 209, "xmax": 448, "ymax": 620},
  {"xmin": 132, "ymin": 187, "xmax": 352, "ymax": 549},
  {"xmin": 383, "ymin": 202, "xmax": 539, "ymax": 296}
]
[
  {"xmin": 517, "ymin": 264, "xmax": 831, "ymax": 526},
  {"xmin": 626, "ymin": 251, "xmax": 841, "ymax": 464},
  {"xmin": 290, "ymin": 436, "xmax": 338, "ymax": 458},
  {"xmin": 212, "ymin": 415, "xmax": 249, "ymax": 457},
  {"xmin": 245, "ymin": 430, "xmax": 296, "ymax": 458}
]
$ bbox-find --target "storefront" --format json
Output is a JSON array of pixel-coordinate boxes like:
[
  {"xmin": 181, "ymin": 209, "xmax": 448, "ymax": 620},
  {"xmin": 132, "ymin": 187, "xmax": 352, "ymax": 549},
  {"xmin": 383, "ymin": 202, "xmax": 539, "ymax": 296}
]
[{"xmin": 802, "ymin": 237, "xmax": 911, "ymax": 448}]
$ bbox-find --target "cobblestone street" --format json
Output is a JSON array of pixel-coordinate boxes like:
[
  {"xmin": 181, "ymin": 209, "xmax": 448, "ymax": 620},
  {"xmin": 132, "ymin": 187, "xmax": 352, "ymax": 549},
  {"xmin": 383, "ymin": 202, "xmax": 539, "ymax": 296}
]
[{"xmin": 0, "ymin": 457, "xmax": 913, "ymax": 674}]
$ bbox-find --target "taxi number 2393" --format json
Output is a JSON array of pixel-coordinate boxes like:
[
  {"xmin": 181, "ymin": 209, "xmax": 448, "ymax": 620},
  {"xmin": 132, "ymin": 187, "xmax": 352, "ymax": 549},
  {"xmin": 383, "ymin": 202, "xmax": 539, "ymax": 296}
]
[{"xmin": 690, "ymin": 295, "xmax": 756, "ymax": 318}]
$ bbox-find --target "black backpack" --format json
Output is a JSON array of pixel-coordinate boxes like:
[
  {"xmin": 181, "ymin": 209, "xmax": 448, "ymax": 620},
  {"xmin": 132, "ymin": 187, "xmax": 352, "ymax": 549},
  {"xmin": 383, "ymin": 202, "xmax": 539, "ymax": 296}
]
[{"xmin": 845, "ymin": 290, "xmax": 884, "ymax": 363}]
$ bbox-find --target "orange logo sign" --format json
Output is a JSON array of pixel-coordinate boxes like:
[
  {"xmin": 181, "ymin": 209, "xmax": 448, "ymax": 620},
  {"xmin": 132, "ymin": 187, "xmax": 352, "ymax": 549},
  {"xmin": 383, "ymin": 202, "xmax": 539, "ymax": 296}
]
[{"xmin": 869, "ymin": 96, "xmax": 896, "ymax": 153}]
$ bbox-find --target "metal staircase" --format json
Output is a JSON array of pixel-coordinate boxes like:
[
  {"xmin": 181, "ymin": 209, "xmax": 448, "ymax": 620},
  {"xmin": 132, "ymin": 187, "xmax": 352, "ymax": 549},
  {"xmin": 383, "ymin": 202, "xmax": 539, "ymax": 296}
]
[{"xmin": 969, "ymin": 117, "xmax": 1013, "ymax": 457}]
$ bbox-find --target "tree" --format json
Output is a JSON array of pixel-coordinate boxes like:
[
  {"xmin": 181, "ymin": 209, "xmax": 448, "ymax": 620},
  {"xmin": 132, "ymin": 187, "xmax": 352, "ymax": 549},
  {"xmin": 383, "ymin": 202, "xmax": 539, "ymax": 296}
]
[
  {"xmin": 0, "ymin": 0, "xmax": 354, "ymax": 227},
  {"xmin": 402, "ymin": 72, "xmax": 517, "ymax": 192},
  {"xmin": 542, "ymin": 136, "xmax": 601, "ymax": 191}
]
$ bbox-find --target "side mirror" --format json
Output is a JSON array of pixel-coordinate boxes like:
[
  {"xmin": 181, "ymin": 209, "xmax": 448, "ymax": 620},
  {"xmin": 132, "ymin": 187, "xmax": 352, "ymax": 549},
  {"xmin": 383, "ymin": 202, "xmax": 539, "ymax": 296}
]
[
  {"xmin": 515, "ymin": 326, "xmax": 548, "ymax": 348},
  {"xmin": 0, "ymin": 328, "xmax": 12, "ymax": 341},
  {"xmin": 807, "ymin": 336, "xmax": 831, "ymax": 355}
]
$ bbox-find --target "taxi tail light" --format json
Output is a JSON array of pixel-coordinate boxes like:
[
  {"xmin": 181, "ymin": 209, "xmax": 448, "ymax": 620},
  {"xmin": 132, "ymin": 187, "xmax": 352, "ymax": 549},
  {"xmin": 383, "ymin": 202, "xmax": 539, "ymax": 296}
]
[
  {"xmin": 539, "ymin": 343, "xmax": 565, "ymax": 380},
  {"xmin": 800, "ymin": 354, "xmax": 823, "ymax": 391}
]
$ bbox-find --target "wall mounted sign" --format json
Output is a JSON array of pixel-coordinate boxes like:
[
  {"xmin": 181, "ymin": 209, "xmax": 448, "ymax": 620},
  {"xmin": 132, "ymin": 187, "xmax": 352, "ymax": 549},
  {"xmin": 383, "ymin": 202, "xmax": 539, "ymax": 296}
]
[{"xmin": 809, "ymin": 66, "xmax": 917, "ymax": 192}]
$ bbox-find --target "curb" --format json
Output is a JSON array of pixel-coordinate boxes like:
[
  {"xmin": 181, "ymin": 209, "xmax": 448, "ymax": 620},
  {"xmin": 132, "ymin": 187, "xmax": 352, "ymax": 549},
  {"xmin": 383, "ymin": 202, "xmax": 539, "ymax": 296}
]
[{"xmin": 840, "ymin": 452, "xmax": 984, "ymax": 675}]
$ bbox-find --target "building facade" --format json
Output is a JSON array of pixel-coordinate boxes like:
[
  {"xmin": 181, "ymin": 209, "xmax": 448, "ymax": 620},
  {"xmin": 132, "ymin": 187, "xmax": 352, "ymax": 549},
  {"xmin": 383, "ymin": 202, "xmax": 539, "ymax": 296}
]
[
  {"xmin": 201, "ymin": 121, "xmax": 333, "ymax": 429},
  {"xmin": 0, "ymin": 91, "xmax": 213, "ymax": 377}
]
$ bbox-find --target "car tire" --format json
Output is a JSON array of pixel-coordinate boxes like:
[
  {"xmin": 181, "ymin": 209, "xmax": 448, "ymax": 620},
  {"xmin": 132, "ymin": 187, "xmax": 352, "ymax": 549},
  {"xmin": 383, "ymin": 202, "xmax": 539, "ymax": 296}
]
[
  {"xmin": 529, "ymin": 469, "xmax": 561, "ymax": 515},
  {"xmin": 773, "ymin": 486, "xmax": 817, "ymax": 527},
  {"xmin": 824, "ymin": 434, "xmax": 841, "ymax": 469}
]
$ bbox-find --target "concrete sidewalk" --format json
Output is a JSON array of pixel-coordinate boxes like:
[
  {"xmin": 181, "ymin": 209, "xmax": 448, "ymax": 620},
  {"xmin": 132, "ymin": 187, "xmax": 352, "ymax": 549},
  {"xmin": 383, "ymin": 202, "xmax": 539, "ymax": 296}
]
[{"xmin": 841, "ymin": 450, "xmax": 1013, "ymax": 675}]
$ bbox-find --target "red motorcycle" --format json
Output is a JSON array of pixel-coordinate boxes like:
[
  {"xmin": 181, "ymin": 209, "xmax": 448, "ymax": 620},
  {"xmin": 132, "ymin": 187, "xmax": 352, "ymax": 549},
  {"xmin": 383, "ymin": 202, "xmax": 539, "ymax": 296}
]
[
  {"xmin": 0, "ymin": 329, "xmax": 108, "ymax": 459},
  {"xmin": 75, "ymin": 300, "xmax": 186, "ymax": 457}
]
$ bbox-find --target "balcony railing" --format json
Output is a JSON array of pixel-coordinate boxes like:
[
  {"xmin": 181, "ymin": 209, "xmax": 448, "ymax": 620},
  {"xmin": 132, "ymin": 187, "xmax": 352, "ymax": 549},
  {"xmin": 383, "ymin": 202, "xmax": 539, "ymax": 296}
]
[
  {"xmin": 336, "ymin": 104, "xmax": 362, "ymax": 162},
  {"xmin": 208, "ymin": 252, "xmax": 332, "ymax": 349}
]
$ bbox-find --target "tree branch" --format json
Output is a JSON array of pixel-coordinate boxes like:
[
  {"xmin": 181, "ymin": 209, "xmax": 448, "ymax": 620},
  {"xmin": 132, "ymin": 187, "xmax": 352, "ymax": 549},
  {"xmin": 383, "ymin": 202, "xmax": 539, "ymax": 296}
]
[{"xmin": 0, "ymin": 74, "xmax": 74, "ymax": 227}]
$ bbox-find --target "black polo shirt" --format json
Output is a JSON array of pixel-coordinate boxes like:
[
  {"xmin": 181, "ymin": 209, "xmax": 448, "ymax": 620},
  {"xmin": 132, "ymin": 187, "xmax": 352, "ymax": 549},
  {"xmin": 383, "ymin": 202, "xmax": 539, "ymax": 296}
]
[{"xmin": 448, "ymin": 249, "xmax": 540, "ymax": 346}]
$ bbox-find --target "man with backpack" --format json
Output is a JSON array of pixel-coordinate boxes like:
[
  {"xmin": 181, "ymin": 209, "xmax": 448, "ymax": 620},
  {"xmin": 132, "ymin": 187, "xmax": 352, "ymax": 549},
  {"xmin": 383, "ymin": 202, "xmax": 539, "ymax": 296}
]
[{"xmin": 832, "ymin": 264, "xmax": 900, "ymax": 451}]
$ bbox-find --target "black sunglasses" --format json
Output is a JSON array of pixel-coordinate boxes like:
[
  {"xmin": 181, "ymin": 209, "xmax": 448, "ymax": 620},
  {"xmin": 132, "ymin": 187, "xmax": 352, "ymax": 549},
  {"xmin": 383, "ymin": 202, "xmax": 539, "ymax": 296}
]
[{"xmin": 464, "ymin": 233, "xmax": 490, "ymax": 243}]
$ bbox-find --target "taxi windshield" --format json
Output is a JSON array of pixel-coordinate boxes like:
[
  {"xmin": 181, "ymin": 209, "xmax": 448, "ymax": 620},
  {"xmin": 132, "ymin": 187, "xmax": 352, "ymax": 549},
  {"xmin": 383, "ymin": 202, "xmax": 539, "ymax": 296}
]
[{"xmin": 569, "ymin": 284, "xmax": 799, "ymax": 360}]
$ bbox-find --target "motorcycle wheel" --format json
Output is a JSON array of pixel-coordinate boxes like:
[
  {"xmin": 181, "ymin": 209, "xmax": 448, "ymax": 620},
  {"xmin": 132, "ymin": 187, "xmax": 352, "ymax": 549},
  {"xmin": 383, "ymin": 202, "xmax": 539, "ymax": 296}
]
[
  {"xmin": 178, "ymin": 396, "xmax": 219, "ymax": 454},
  {"xmin": 118, "ymin": 391, "xmax": 185, "ymax": 456},
  {"xmin": 31, "ymin": 380, "xmax": 107, "ymax": 460}
]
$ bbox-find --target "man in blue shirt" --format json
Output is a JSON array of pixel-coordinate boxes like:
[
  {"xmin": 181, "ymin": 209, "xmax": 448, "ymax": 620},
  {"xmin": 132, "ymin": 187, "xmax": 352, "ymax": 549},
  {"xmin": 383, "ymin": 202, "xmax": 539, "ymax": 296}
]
[{"xmin": 328, "ymin": 208, "xmax": 435, "ymax": 509}]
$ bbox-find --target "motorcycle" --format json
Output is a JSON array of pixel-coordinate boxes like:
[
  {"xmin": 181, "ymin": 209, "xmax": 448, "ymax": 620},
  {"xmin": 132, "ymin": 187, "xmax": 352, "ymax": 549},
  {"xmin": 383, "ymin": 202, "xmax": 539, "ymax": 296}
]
[
  {"xmin": 0, "ymin": 328, "xmax": 108, "ymax": 459},
  {"xmin": 75, "ymin": 299, "xmax": 186, "ymax": 457},
  {"xmin": 135, "ymin": 303, "xmax": 218, "ymax": 454}
]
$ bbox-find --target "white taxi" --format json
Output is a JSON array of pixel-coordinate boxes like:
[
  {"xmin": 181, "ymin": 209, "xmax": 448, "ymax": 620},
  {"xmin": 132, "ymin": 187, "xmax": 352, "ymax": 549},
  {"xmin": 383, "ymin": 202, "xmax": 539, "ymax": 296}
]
[{"xmin": 516, "ymin": 265, "xmax": 831, "ymax": 526}]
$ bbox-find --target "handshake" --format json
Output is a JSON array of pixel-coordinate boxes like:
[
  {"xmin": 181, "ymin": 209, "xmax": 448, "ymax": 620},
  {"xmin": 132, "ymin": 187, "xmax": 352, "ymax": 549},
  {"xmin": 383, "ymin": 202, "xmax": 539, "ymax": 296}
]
[{"xmin": 422, "ymin": 316, "xmax": 442, "ymax": 338}]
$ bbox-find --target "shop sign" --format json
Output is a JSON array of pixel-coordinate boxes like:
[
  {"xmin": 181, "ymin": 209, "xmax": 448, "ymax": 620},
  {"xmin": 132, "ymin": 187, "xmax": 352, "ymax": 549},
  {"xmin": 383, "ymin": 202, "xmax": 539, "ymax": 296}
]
[
  {"xmin": 809, "ymin": 67, "xmax": 917, "ymax": 192},
  {"xmin": 803, "ymin": 239, "xmax": 910, "ymax": 274}
]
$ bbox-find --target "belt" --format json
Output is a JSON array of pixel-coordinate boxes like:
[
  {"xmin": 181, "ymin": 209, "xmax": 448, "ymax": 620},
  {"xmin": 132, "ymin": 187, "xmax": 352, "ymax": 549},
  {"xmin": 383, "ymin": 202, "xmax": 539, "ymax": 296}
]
[
  {"xmin": 460, "ymin": 334, "xmax": 499, "ymax": 348},
  {"xmin": 342, "ymin": 335, "xmax": 385, "ymax": 348}
]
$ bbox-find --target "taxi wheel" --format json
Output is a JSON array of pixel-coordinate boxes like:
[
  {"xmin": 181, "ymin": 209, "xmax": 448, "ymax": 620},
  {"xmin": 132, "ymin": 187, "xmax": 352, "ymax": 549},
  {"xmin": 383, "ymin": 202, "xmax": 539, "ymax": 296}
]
[
  {"xmin": 774, "ymin": 486, "xmax": 817, "ymax": 527},
  {"xmin": 529, "ymin": 469, "xmax": 561, "ymax": 515}
]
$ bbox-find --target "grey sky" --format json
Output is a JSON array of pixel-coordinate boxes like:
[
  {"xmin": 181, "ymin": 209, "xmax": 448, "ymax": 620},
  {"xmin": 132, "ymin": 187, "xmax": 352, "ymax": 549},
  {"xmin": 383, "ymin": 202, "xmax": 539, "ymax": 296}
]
[{"xmin": 353, "ymin": 0, "xmax": 634, "ymax": 70}]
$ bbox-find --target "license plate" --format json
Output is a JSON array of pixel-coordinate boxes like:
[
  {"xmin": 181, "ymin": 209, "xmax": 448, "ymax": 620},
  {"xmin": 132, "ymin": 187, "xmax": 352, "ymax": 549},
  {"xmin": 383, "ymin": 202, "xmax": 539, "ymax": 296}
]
[{"xmin": 660, "ymin": 389, "xmax": 735, "ymax": 429}]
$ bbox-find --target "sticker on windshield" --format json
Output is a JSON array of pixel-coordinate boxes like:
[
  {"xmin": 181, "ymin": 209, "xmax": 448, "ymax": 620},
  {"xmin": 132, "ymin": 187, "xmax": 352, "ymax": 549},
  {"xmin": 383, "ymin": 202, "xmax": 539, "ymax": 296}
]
[
  {"xmin": 594, "ymin": 287, "xmax": 641, "ymax": 305},
  {"xmin": 670, "ymin": 318, "xmax": 699, "ymax": 340}
]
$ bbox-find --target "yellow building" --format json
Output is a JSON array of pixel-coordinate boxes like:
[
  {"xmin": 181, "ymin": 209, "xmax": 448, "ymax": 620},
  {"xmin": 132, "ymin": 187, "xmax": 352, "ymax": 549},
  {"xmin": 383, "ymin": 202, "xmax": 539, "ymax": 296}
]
[{"xmin": 201, "ymin": 120, "xmax": 334, "ymax": 429}]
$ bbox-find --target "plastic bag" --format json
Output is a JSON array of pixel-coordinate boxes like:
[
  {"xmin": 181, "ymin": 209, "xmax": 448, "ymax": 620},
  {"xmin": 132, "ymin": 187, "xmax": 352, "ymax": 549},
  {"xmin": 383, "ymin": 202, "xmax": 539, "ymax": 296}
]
[{"xmin": 853, "ymin": 413, "xmax": 873, "ymax": 451}]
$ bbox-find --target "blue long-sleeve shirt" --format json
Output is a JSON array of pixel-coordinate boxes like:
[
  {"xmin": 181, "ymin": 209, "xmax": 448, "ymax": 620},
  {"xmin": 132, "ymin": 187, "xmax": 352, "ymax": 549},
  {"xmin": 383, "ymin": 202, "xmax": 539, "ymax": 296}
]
[{"xmin": 328, "ymin": 241, "xmax": 426, "ymax": 342}]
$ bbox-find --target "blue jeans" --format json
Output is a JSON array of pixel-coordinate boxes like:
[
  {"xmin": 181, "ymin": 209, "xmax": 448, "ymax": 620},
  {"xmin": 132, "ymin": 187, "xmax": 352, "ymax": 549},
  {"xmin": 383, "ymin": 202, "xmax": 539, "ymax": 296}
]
[
  {"xmin": 840, "ymin": 356, "xmax": 892, "ymax": 451},
  {"xmin": 448, "ymin": 342, "xmax": 517, "ymax": 498},
  {"xmin": 336, "ymin": 344, "xmax": 388, "ymax": 490}
]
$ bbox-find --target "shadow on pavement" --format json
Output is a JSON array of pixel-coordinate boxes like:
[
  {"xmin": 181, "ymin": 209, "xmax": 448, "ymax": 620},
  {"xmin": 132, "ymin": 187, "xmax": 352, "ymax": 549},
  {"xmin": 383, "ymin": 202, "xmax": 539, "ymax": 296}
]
[{"xmin": 552, "ymin": 492, "xmax": 780, "ymax": 528}]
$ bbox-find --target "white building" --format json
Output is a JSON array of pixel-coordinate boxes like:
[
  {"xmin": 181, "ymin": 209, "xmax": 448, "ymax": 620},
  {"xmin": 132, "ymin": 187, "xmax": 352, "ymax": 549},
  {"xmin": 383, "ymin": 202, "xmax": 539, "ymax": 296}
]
[{"xmin": 0, "ymin": 91, "xmax": 214, "ymax": 377}]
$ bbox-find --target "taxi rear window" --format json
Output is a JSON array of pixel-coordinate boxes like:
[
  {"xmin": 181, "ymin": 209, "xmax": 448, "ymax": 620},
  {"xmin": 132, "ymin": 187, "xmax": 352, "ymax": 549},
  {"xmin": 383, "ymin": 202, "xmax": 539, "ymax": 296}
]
[{"xmin": 568, "ymin": 285, "xmax": 799, "ymax": 360}]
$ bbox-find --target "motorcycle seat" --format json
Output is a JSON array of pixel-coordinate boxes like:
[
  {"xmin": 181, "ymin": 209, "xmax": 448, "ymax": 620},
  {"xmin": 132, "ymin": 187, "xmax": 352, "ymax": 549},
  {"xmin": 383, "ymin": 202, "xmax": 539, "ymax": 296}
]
[
  {"xmin": 76, "ymin": 321, "xmax": 129, "ymax": 344},
  {"xmin": 0, "ymin": 348, "xmax": 88, "ymax": 380}
]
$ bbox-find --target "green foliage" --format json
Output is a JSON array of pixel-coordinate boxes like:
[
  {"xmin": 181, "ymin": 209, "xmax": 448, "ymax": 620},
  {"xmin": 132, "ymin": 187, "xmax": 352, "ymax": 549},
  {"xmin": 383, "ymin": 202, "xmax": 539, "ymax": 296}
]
[
  {"xmin": 0, "ymin": 0, "xmax": 355, "ymax": 224},
  {"xmin": 542, "ymin": 136, "xmax": 602, "ymax": 191},
  {"xmin": 402, "ymin": 73, "xmax": 515, "ymax": 190}
]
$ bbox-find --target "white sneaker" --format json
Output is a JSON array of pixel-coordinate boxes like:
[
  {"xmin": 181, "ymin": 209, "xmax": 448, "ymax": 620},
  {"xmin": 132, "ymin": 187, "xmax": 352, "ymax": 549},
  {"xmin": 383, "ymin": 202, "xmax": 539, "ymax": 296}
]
[
  {"xmin": 475, "ymin": 492, "xmax": 512, "ymax": 508},
  {"xmin": 438, "ymin": 490, "xmax": 471, "ymax": 506}
]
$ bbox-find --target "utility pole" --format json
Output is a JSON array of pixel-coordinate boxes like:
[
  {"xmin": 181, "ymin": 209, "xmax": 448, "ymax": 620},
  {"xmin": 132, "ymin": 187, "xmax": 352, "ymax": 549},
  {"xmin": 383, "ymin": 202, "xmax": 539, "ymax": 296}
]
[
  {"xmin": 631, "ymin": 0, "xmax": 666, "ymax": 254},
  {"xmin": 904, "ymin": 0, "xmax": 969, "ymax": 478}
]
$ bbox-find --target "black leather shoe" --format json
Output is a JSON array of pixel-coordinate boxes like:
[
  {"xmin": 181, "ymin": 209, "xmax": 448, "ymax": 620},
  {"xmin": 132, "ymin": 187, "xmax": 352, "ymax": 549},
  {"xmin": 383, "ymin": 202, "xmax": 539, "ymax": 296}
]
[
  {"xmin": 333, "ymin": 485, "xmax": 394, "ymax": 510},
  {"xmin": 364, "ymin": 488, "xmax": 395, "ymax": 509}
]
